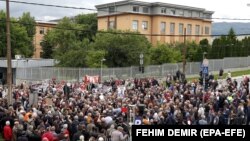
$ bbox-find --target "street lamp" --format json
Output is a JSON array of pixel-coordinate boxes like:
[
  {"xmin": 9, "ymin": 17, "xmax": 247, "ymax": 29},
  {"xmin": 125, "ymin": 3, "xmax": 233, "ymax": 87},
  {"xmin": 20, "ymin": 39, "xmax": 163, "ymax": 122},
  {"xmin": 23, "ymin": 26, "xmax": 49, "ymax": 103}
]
[{"xmin": 100, "ymin": 58, "xmax": 106, "ymax": 82}]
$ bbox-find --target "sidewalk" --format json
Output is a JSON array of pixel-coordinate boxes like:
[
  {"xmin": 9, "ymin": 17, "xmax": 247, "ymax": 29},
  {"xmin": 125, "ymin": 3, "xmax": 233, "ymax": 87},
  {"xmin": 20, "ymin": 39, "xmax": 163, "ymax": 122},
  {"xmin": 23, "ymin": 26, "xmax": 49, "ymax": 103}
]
[{"xmin": 186, "ymin": 66, "xmax": 250, "ymax": 79}]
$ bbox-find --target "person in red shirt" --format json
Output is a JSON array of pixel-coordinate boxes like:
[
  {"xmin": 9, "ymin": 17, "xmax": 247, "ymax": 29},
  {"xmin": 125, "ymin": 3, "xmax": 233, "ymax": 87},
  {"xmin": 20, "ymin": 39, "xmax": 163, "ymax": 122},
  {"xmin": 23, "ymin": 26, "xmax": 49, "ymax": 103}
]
[
  {"xmin": 42, "ymin": 130, "xmax": 54, "ymax": 141},
  {"xmin": 61, "ymin": 124, "xmax": 70, "ymax": 141},
  {"xmin": 3, "ymin": 121, "xmax": 12, "ymax": 141}
]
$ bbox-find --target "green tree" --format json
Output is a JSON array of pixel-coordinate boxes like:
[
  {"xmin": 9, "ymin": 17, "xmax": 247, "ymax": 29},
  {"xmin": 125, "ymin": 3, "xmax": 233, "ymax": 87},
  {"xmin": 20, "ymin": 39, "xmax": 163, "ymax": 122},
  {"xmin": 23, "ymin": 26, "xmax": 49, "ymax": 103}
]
[
  {"xmin": 227, "ymin": 28, "xmax": 237, "ymax": 45},
  {"xmin": 74, "ymin": 13, "xmax": 97, "ymax": 41},
  {"xmin": 242, "ymin": 37, "xmax": 250, "ymax": 56},
  {"xmin": 40, "ymin": 30, "xmax": 55, "ymax": 58},
  {"xmin": 44, "ymin": 17, "xmax": 95, "ymax": 67},
  {"xmin": 85, "ymin": 50, "xmax": 106, "ymax": 68},
  {"xmin": 55, "ymin": 39, "xmax": 90, "ymax": 67},
  {"xmin": 92, "ymin": 30, "xmax": 151, "ymax": 67},
  {"xmin": 199, "ymin": 38, "xmax": 209, "ymax": 46},
  {"xmin": 150, "ymin": 44, "xmax": 182, "ymax": 64},
  {"xmin": 18, "ymin": 12, "xmax": 36, "ymax": 38},
  {"xmin": 0, "ymin": 10, "xmax": 33, "ymax": 58},
  {"xmin": 210, "ymin": 28, "xmax": 240, "ymax": 58}
]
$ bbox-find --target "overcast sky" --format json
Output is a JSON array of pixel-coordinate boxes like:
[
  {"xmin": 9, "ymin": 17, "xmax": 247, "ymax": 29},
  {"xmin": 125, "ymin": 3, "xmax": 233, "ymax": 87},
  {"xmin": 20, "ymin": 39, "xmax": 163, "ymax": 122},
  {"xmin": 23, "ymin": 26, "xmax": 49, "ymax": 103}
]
[{"xmin": 0, "ymin": 0, "xmax": 250, "ymax": 22}]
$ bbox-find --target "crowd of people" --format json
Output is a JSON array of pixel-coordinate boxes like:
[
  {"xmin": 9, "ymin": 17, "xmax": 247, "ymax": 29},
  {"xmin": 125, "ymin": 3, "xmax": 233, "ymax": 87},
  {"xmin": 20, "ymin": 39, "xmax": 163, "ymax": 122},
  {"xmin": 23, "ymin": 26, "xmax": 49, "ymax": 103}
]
[{"xmin": 0, "ymin": 69, "xmax": 250, "ymax": 141}]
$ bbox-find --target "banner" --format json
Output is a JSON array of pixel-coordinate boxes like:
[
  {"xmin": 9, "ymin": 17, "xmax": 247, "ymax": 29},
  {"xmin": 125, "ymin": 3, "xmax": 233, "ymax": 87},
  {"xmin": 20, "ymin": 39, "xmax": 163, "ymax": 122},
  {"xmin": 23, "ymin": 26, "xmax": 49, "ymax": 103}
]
[
  {"xmin": 84, "ymin": 75, "xmax": 100, "ymax": 84},
  {"xmin": 117, "ymin": 86, "xmax": 126, "ymax": 98}
]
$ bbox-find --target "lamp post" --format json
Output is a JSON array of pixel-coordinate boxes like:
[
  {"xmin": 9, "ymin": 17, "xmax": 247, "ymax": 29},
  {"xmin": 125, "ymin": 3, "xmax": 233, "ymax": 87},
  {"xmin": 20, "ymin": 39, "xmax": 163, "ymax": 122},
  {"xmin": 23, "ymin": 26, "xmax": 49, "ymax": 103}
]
[{"xmin": 100, "ymin": 58, "xmax": 106, "ymax": 82}]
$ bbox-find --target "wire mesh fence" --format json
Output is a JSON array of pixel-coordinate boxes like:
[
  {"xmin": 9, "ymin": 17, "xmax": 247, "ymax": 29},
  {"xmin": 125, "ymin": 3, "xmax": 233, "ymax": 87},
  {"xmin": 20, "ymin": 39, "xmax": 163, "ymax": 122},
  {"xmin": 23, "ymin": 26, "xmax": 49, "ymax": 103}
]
[{"xmin": 16, "ymin": 56, "xmax": 250, "ymax": 83}]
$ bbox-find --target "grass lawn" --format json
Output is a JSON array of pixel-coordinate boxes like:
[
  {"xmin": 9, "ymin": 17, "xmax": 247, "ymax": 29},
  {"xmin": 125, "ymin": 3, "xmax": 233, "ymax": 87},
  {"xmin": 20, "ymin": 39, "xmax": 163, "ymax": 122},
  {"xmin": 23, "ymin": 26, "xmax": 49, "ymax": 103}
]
[{"xmin": 187, "ymin": 69, "xmax": 250, "ymax": 82}]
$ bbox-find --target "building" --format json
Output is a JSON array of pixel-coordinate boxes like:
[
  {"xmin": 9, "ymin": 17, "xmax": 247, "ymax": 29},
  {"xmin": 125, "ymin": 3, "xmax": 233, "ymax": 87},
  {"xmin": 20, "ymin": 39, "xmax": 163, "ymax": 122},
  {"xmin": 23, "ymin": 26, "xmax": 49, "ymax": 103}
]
[
  {"xmin": 33, "ymin": 21, "xmax": 57, "ymax": 58},
  {"xmin": 95, "ymin": 0, "xmax": 214, "ymax": 45},
  {"xmin": 0, "ymin": 58, "xmax": 56, "ymax": 85}
]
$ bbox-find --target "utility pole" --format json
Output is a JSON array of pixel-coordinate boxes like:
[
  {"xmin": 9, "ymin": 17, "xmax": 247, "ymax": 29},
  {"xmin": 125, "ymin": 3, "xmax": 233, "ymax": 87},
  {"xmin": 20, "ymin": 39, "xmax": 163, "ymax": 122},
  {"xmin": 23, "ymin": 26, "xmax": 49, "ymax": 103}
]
[
  {"xmin": 6, "ymin": 0, "xmax": 13, "ymax": 105},
  {"xmin": 182, "ymin": 28, "xmax": 187, "ymax": 75}
]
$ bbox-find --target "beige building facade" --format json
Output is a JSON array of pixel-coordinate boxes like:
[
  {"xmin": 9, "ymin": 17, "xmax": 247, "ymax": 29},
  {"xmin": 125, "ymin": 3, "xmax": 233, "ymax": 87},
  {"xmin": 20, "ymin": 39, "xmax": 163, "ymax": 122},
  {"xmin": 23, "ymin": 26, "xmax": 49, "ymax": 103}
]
[
  {"xmin": 33, "ymin": 21, "xmax": 57, "ymax": 58},
  {"xmin": 96, "ymin": 0, "xmax": 214, "ymax": 45}
]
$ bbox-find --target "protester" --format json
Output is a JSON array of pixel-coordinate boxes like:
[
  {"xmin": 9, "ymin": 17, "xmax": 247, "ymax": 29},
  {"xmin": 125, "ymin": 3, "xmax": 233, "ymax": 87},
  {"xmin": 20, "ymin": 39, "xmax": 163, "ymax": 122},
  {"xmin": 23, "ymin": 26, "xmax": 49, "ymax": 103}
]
[
  {"xmin": 3, "ymin": 121, "xmax": 12, "ymax": 141},
  {"xmin": 0, "ymin": 70, "xmax": 249, "ymax": 141}
]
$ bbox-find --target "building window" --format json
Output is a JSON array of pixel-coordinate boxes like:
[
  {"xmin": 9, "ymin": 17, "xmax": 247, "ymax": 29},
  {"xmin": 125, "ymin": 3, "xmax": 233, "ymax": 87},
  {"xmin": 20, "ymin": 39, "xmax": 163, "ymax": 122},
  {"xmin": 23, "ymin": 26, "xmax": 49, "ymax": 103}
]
[
  {"xmin": 143, "ymin": 7, "xmax": 149, "ymax": 13},
  {"xmin": 109, "ymin": 6, "xmax": 115, "ymax": 13},
  {"xmin": 142, "ymin": 21, "xmax": 148, "ymax": 30},
  {"xmin": 205, "ymin": 26, "xmax": 210, "ymax": 34},
  {"xmin": 204, "ymin": 14, "xmax": 211, "ymax": 19},
  {"xmin": 195, "ymin": 25, "xmax": 200, "ymax": 35},
  {"xmin": 109, "ymin": 21, "xmax": 115, "ymax": 29},
  {"xmin": 179, "ymin": 10, "xmax": 184, "ymax": 16},
  {"xmin": 160, "ymin": 22, "xmax": 166, "ymax": 33},
  {"xmin": 201, "ymin": 26, "xmax": 203, "ymax": 34},
  {"xmin": 187, "ymin": 24, "xmax": 192, "ymax": 35},
  {"xmin": 192, "ymin": 11, "xmax": 198, "ymax": 17},
  {"xmin": 40, "ymin": 27, "xmax": 45, "ymax": 34},
  {"xmin": 199, "ymin": 12, "xmax": 203, "ymax": 18},
  {"xmin": 161, "ymin": 8, "xmax": 166, "ymax": 14},
  {"xmin": 179, "ymin": 23, "xmax": 184, "ymax": 35},
  {"xmin": 170, "ymin": 23, "xmax": 175, "ymax": 34},
  {"xmin": 132, "ymin": 20, "xmax": 138, "ymax": 30},
  {"xmin": 133, "ymin": 6, "xmax": 139, "ymax": 12},
  {"xmin": 187, "ymin": 11, "xmax": 192, "ymax": 17},
  {"xmin": 170, "ymin": 9, "xmax": 176, "ymax": 15}
]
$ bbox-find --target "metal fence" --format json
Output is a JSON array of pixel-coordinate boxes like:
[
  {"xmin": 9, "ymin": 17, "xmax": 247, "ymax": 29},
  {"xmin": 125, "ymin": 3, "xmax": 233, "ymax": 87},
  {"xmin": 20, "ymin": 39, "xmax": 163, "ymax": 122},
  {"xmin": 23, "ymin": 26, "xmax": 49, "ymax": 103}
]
[{"xmin": 16, "ymin": 56, "xmax": 250, "ymax": 83}]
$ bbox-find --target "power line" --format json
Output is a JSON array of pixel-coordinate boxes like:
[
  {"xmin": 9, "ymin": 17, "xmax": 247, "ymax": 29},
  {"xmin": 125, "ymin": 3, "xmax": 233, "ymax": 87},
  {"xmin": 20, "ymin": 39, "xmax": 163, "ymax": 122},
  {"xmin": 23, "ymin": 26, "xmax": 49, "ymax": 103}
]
[
  {"xmin": 0, "ymin": 0, "xmax": 97, "ymax": 11},
  {"xmin": 1, "ymin": 0, "xmax": 250, "ymax": 21},
  {"xmin": 1, "ymin": 19, "xmax": 250, "ymax": 37}
]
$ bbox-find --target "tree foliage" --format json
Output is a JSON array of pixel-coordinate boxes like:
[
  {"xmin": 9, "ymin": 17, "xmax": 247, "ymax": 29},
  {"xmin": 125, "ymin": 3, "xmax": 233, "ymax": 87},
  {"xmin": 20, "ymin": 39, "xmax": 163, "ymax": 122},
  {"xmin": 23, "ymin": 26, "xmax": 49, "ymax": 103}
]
[
  {"xmin": 92, "ymin": 30, "xmax": 151, "ymax": 67},
  {"xmin": 74, "ymin": 13, "xmax": 97, "ymax": 41},
  {"xmin": 19, "ymin": 12, "xmax": 36, "ymax": 38},
  {"xmin": 0, "ymin": 10, "xmax": 34, "ymax": 58},
  {"xmin": 209, "ymin": 28, "xmax": 245, "ymax": 59},
  {"xmin": 150, "ymin": 44, "xmax": 182, "ymax": 65},
  {"xmin": 40, "ymin": 30, "xmax": 55, "ymax": 58}
]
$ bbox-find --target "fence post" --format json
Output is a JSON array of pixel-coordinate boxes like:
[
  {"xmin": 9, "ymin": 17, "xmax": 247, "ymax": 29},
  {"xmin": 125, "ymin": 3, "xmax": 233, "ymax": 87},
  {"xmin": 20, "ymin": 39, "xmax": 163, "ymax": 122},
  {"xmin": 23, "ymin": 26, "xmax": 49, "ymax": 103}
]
[
  {"xmin": 78, "ymin": 68, "xmax": 80, "ymax": 82},
  {"xmin": 56, "ymin": 67, "xmax": 58, "ymax": 81},
  {"xmin": 130, "ymin": 66, "xmax": 132, "ymax": 78},
  {"xmin": 40, "ymin": 68, "xmax": 42, "ymax": 81},
  {"xmin": 25, "ymin": 68, "xmax": 27, "ymax": 80},
  {"xmin": 247, "ymin": 56, "xmax": 249, "ymax": 67},
  {"xmin": 31, "ymin": 68, "xmax": 33, "ymax": 81},
  {"xmin": 223, "ymin": 59, "xmax": 225, "ymax": 69},
  {"xmin": 212, "ymin": 60, "xmax": 215, "ymax": 72},
  {"xmin": 161, "ymin": 64, "xmax": 164, "ymax": 77},
  {"xmin": 189, "ymin": 63, "xmax": 192, "ymax": 74}
]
